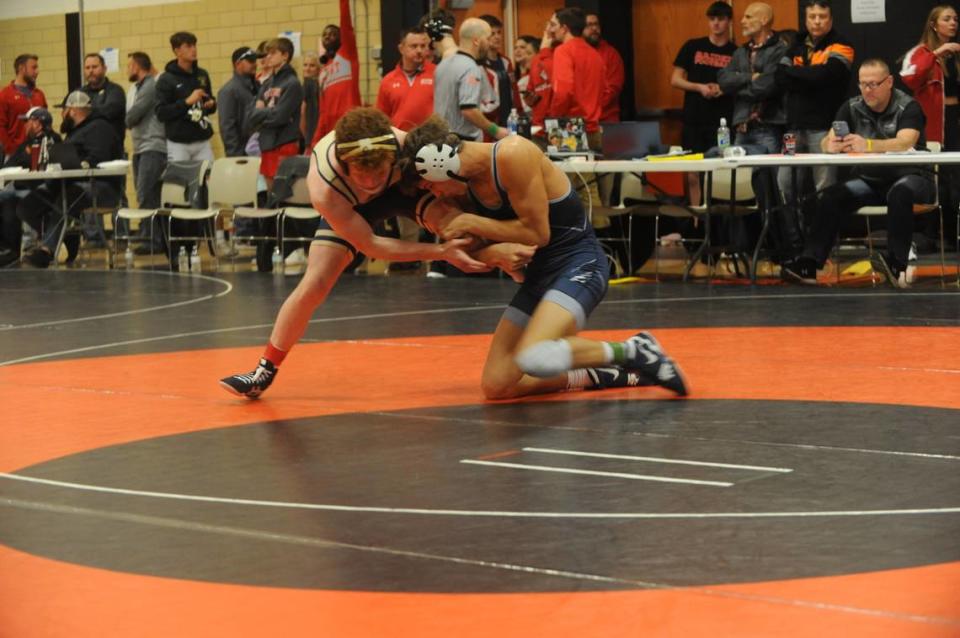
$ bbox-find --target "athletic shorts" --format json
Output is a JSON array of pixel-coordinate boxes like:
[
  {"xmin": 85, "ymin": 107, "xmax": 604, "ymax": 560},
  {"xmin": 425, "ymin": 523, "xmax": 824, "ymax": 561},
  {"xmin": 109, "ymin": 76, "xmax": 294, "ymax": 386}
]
[
  {"xmin": 261, "ymin": 141, "xmax": 300, "ymax": 178},
  {"xmin": 503, "ymin": 228, "xmax": 609, "ymax": 330}
]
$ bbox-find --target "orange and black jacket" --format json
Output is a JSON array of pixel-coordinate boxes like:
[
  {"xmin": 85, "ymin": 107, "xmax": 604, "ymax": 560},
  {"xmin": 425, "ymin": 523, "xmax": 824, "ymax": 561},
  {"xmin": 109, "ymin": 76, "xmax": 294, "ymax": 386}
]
[{"xmin": 776, "ymin": 29, "xmax": 855, "ymax": 130}]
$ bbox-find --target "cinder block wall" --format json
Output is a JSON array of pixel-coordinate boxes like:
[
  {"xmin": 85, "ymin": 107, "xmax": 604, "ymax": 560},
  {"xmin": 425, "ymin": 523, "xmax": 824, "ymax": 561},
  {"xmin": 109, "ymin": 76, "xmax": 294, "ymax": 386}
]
[{"xmin": 0, "ymin": 0, "xmax": 383, "ymax": 202}]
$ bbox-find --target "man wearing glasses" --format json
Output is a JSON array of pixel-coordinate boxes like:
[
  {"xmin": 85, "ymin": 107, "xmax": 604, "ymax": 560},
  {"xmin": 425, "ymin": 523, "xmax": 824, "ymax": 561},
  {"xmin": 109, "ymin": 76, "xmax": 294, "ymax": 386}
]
[{"xmin": 781, "ymin": 59, "xmax": 934, "ymax": 288}]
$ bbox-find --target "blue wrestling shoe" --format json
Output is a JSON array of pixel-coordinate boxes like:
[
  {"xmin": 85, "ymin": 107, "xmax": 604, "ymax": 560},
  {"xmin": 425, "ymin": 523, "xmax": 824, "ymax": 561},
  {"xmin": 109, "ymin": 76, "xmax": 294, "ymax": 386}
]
[
  {"xmin": 220, "ymin": 358, "xmax": 278, "ymax": 399},
  {"xmin": 623, "ymin": 332, "xmax": 688, "ymax": 396}
]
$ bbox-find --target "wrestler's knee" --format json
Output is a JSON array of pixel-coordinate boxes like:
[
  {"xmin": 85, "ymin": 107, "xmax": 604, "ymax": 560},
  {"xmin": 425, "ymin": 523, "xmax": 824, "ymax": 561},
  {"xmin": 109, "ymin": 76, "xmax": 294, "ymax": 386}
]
[{"xmin": 515, "ymin": 339, "xmax": 573, "ymax": 378}]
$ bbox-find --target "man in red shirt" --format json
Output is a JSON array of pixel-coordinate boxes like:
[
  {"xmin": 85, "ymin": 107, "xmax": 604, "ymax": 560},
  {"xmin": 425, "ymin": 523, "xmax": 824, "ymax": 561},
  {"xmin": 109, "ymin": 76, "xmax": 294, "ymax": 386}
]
[
  {"xmin": 546, "ymin": 8, "xmax": 605, "ymax": 150},
  {"xmin": 376, "ymin": 27, "xmax": 435, "ymax": 131},
  {"xmin": 584, "ymin": 14, "xmax": 624, "ymax": 123},
  {"xmin": 0, "ymin": 54, "xmax": 47, "ymax": 158}
]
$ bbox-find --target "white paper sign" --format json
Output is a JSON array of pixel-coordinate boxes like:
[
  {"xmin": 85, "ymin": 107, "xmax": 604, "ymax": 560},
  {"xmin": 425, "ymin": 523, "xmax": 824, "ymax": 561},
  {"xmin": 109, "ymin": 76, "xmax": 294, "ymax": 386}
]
[
  {"xmin": 852, "ymin": 0, "xmax": 885, "ymax": 24},
  {"xmin": 278, "ymin": 31, "xmax": 302, "ymax": 59},
  {"xmin": 100, "ymin": 47, "xmax": 120, "ymax": 73}
]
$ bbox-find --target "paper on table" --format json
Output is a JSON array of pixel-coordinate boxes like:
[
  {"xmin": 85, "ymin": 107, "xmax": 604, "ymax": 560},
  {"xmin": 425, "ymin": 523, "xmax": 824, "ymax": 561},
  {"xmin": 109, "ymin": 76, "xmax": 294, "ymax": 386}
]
[{"xmin": 0, "ymin": 166, "xmax": 27, "ymax": 176}]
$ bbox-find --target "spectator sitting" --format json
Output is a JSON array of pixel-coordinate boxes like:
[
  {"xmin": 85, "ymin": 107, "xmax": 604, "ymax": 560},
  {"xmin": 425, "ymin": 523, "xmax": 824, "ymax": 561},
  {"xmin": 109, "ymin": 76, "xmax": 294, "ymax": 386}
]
[
  {"xmin": 545, "ymin": 7, "xmax": 606, "ymax": 151},
  {"xmin": 782, "ymin": 59, "xmax": 934, "ymax": 289},
  {"xmin": 218, "ymin": 47, "xmax": 260, "ymax": 158},
  {"xmin": 155, "ymin": 31, "xmax": 216, "ymax": 162},
  {"xmin": 80, "ymin": 52, "xmax": 127, "ymax": 145},
  {"xmin": 0, "ymin": 54, "xmax": 48, "ymax": 159},
  {"xmin": 0, "ymin": 107, "xmax": 61, "ymax": 267},
  {"xmin": 584, "ymin": 13, "xmax": 625, "ymax": 123},
  {"xmin": 18, "ymin": 91, "xmax": 122, "ymax": 269},
  {"xmin": 247, "ymin": 37, "xmax": 303, "ymax": 189}
]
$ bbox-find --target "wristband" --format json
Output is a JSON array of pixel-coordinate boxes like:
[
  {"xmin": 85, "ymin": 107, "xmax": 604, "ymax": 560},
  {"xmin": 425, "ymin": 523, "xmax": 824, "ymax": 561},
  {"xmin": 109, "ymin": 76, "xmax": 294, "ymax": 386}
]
[
  {"xmin": 866, "ymin": 138, "xmax": 873, "ymax": 152},
  {"xmin": 487, "ymin": 123, "xmax": 499, "ymax": 137}
]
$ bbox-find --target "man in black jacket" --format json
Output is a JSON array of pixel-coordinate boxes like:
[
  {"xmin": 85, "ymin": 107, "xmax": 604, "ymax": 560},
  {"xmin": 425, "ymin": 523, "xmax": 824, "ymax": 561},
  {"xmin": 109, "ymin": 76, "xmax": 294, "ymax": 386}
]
[
  {"xmin": 18, "ymin": 91, "xmax": 122, "ymax": 268},
  {"xmin": 775, "ymin": 0, "xmax": 854, "ymax": 209},
  {"xmin": 80, "ymin": 52, "xmax": 127, "ymax": 145},
  {"xmin": 246, "ymin": 37, "xmax": 302, "ymax": 188},
  {"xmin": 217, "ymin": 46, "xmax": 259, "ymax": 157},
  {"xmin": 155, "ymin": 31, "xmax": 216, "ymax": 162},
  {"xmin": 0, "ymin": 107, "xmax": 61, "ymax": 267}
]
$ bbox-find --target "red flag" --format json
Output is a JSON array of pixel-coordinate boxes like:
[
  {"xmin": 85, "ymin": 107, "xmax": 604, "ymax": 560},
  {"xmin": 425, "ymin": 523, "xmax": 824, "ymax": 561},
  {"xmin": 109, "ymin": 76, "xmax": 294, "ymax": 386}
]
[{"xmin": 312, "ymin": 0, "xmax": 363, "ymax": 144}]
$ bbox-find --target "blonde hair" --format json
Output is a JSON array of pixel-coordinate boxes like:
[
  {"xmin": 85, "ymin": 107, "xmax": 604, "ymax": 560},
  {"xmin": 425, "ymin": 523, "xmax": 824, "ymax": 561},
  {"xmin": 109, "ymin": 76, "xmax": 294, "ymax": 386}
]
[{"xmin": 920, "ymin": 5, "xmax": 960, "ymax": 74}]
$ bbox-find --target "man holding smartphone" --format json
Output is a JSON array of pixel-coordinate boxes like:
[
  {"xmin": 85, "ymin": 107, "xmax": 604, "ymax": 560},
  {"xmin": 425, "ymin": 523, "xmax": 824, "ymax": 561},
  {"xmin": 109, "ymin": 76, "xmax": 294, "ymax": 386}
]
[
  {"xmin": 781, "ymin": 59, "xmax": 934, "ymax": 288},
  {"xmin": 155, "ymin": 31, "xmax": 217, "ymax": 161}
]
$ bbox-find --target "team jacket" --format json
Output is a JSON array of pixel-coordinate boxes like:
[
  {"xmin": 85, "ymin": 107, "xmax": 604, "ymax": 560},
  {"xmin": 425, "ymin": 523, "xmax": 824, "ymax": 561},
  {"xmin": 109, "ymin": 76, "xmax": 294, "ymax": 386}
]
[
  {"xmin": 776, "ymin": 29, "xmax": 855, "ymax": 131},
  {"xmin": 0, "ymin": 82, "xmax": 47, "ymax": 156},
  {"xmin": 154, "ymin": 60, "xmax": 216, "ymax": 144},
  {"xmin": 375, "ymin": 61, "xmax": 436, "ymax": 131},
  {"xmin": 900, "ymin": 44, "xmax": 945, "ymax": 144},
  {"xmin": 247, "ymin": 62, "xmax": 303, "ymax": 153}
]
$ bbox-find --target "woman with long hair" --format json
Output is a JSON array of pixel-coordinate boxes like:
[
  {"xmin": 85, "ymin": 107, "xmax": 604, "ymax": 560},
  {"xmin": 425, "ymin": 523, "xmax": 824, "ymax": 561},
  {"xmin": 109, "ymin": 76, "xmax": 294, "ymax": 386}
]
[{"xmin": 901, "ymin": 5, "xmax": 960, "ymax": 243}]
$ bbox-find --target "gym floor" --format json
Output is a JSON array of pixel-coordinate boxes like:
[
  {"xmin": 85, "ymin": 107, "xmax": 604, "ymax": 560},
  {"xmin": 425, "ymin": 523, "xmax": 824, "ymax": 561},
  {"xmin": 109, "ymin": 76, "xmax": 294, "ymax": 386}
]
[{"xmin": 1, "ymin": 269, "xmax": 958, "ymax": 637}]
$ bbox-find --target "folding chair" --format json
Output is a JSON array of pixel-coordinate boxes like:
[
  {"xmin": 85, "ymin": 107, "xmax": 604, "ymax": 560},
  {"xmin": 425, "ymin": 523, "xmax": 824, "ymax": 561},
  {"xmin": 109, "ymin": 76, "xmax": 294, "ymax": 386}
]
[{"xmin": 278, "ymin": 166, "xmax": 320, "ymax": 261}]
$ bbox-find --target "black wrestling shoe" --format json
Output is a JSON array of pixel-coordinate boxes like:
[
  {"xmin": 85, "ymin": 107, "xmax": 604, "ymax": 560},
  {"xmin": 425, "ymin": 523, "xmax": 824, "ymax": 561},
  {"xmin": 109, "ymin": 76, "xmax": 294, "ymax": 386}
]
[
  {"xmin": 781, "ymin": 256, "xmax": 818, "ymax": 285},
  {"xmin": 871, "ymin": 252, "xmax": 909, "ymax": 289},
  {"xmin": 584, "ymin": 366, "xmax": 652, "ymax": 390},
  {"xmin": 219, "ymin": 358, "xmax": 278, "ymax": 399},
  {"xmin": 623, "ymin": 331, "xmax": 688, "ymax": 396}
]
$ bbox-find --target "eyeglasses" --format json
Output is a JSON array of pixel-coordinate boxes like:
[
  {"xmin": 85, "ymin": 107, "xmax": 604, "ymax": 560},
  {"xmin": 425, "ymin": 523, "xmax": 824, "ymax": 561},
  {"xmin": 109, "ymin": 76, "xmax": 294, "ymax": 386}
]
[{"xmin": 858, "ymin": 76, "xmax": 890, "ymax": 90}]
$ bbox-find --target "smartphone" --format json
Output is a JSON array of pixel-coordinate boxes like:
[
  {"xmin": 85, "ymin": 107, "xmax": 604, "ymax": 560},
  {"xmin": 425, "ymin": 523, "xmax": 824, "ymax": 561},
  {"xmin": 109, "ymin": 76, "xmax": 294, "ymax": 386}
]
[{"xmin": 832, "ymin": 120, "xmax": 850, "ymax": 138}]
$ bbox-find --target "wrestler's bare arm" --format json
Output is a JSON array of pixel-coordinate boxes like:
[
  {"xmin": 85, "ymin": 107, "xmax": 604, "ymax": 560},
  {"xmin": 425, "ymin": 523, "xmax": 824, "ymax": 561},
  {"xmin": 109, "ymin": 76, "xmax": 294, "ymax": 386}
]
[
  {"xmin": 439, "ymin": 140, "xmax": 551, "ymax": 247},
  {"xmin": 305, "ymin": 153, "xmax": 488, "ymax": 271}
]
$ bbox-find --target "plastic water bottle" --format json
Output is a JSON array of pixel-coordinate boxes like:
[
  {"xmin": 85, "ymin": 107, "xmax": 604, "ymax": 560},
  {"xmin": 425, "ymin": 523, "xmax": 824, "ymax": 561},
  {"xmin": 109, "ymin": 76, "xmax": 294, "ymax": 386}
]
[
  {"xmin": 717, "ymin": 117, "xmax": 731, "ymax": 151},
  {"xmin": 506, "ymin": 108, "xmax": 519, "ymax": 135},
  {"xmin": 190, "ymin": 245, "xmax": 201, "ymax": 272},
  {"xmin": 177, "ymin": 246, "xmax": 188, "ymax": 272},
  {"xmin": 272, "ymin": 246, "xmax": 283, "ymax": 277},
  {"xmin": 124, "ymin": 246, "xmax": 134, "ymax": 269}
]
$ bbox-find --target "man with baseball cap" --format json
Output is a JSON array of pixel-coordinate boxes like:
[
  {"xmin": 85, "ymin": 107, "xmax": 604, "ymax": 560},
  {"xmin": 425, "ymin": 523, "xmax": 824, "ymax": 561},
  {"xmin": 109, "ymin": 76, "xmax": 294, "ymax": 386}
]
[
  {"xmin": 0, "ymin": 106, "xmax": 60, "ymax": 266},
  {"xmin": 218, "ymin": 46, "xmax": 261, "ymax": 157},
  {"xmin": 17, "ymin": 90, "xmax": 122, "ymax": 268}
]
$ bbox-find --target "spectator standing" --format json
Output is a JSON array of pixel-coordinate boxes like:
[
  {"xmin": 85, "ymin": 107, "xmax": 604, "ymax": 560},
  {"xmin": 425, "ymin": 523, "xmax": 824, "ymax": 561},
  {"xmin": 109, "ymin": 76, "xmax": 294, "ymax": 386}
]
[
  {"xmin": 310, "ymin": 1, "xmax": 363, "ymax": 145},
  {"xmin": 434, "ymin": 18, "xmax": 507, "ymax": 142},
  {"xmin": 0, "ymin": 54, "xmax": 47, "ymax": 159},
  {"xmin": 247, "ymin": 37, "xmax": 303, "ymax": 188},
  {"xmin": 776, "ymin": 0, "xmax": 854, "ymax": 207},
  {"xmin": 479, "ymin": 15, "xmax": 518, "ymax": 127},
  {"xmin": 717, "ymin": 2, "xmax": 787, "ymax": 253},
  {"xmin": 155, "ymin": 32, "xmax": 216, "ymax": 162},
  {"xmin": 513, "ymin": 35, "xmax": 540, "ymax": 116},
  {"xmin": 376, "ymin": 28, "xmax": 435, "ymax": 131},
  {"xmin": 901, "ymin": 5, "xmax": 960, "ymax": 242},
  {"xmin": 782, "ymin": 60, "xmax": 933, "ymax": 289},
  {"xmin": 18, "ymin": 92, "xmax": 122, "ymax": 268},
  {"xmin": 526, "ymin": 18, "xmax": 557, "ymax": 128},
  {"xmin": 218, "ymin": 47, "xmax": 259, "ymax": 157},
  {"xmin": 584, "ymin": 13, "xmax": 625, "ymax": 122},
  {"xmin": 672, "ymin": 1, "xmax": 736, "ymax": 205},
  {"xmin": 301, "ymin": 51, "xmax": 321, "ymax": 148},
  {"xmin": 0, "ymin": 107, "xmax": 61, "ymax": 267},
  {"xmin": 125, "ymin": 51, "xmax": 167, "ymax": 250},
  {"xmin": 547, "ymin": 7, "xmax": 606, "ymax": 150},
  {"xmin": 80, "ymin": 53, "xmax": 127, "ymax": 145}
]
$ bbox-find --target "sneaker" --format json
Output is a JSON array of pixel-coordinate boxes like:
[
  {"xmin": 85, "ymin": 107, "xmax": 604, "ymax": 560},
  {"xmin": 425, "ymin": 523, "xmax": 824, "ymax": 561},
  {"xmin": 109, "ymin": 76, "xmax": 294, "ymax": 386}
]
[
  {"xmin": 0, "ymin": 248, "xmax": 18, "ymax": 268},
  {"xmin": 63, "ymin": 235, "xmax": 80, "ymax": 264},
  {"xmin": 623, "ymin": 331, "xmax": 688, "ymax": 396},
  {"xmin": 284, "ymin": 248, "xmax": 307, "ymax": 266},
  {"xmin": 781, "ymin": 257, "xmax": 818, "ymax": 285},
  {"xmin": 23, "ymin": 247, "xmax": 53, "ymax": 269},
  {"xmin": 905, "ymin": 242, "xmax": 918, "ymax": 285},
  {"xmin": 871, "ymin": 253, "xmax": 909, "ymax": 289},
  {"xmin": 219, "ymin": 358, "xmax": 278, "ymax": 399},
  {"xmin": 584, "ymin": 366, "xmax": 652, "ymax": 390}
]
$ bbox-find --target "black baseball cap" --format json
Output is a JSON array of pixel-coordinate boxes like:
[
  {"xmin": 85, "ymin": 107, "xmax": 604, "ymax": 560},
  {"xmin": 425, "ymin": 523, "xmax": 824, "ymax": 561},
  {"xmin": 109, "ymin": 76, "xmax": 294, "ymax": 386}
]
[
  {"xmin": 231, "ymin": 47, "xmax": 264, "ymax": 65},
  {"xmin": 18, "ymin": 106, "xmax": 53, "ymax": 128}
]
